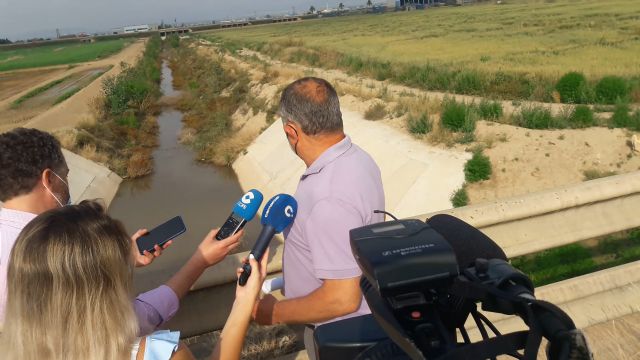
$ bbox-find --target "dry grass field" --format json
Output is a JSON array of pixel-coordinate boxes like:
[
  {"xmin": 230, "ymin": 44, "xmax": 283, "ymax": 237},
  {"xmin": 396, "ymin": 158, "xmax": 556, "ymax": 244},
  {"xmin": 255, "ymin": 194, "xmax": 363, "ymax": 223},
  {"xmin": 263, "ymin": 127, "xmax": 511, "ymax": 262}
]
[{"xmin": 212, "ymin": 0, "xmax": 640, "ymax": 78}]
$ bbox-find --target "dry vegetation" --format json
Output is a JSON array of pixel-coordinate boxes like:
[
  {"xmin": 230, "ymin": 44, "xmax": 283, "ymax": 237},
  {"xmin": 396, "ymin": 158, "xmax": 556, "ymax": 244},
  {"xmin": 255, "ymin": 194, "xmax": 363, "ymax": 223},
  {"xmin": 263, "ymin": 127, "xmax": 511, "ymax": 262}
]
[
  {"xmin": 168, "ymin": 41, "xmax": 253, "ymax": 166},
  {"xmin": 62, "ymin": 37, "xmax": 162, "ymax": 178},
  {"xmin": 209, "ymin": 0, "xmax": 640, "ymax": 104}
]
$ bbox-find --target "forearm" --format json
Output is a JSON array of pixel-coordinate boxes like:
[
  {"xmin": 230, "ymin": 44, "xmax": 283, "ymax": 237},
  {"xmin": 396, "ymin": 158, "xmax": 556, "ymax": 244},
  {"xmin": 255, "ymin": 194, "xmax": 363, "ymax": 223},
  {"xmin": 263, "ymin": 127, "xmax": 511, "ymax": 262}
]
[
  {"xmin": 165, "ymin": 254, "xmax": 207, "ymax": 299},
  {"xmin": 273, "ymin": 288, "xmax": 361, "ymax": 325},
  {"xmin": 211, "ymin": 297, "xmax": 255, "ymax": 360}
]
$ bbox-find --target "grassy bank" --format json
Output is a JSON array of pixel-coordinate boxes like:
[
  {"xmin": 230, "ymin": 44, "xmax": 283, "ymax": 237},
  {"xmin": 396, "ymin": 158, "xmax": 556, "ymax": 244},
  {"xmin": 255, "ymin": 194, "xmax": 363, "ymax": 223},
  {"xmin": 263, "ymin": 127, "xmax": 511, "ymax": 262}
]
[
  {"xmin": 209, "ymin": 0, "xmax": 640, "ymax": 104},
  {"xmin": 0, "ymin": 39, "xmax": 130, "ymax": 72},
  {"xmin": 512, "ymin": 229, "xmax": 640, "ymax": 286},
  {"xmin": 168, "ymin": 39, "xmax": 250, "ymax": 165},
  {"xmin": 65, "ymin": 37, "xmax": 162, "ymax": 178}
]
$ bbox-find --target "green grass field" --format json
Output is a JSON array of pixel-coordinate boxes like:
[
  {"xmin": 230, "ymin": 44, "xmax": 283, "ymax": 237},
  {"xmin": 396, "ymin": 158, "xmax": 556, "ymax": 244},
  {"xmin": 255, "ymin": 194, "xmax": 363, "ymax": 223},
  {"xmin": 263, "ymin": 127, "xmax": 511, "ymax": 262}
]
[
  {"xmin": 0, "ymin": 39, "xmax": 129, "ymax": 72},
  {"xmin": 210, "ymin": 0, "xmax": 640, "ymax": 102}
]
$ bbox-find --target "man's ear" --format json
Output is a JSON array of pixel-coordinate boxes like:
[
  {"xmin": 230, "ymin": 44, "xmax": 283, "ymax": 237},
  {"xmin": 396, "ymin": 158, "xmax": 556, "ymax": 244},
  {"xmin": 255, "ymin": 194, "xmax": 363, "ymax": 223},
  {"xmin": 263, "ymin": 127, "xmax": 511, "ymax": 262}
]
[
  {"xmin": 41, "ymin": 168, "xmax": 53, "ymax": 187},
  {"xmin": 284, "ymin": 122, "xmax": 299, "ymax": 141}
]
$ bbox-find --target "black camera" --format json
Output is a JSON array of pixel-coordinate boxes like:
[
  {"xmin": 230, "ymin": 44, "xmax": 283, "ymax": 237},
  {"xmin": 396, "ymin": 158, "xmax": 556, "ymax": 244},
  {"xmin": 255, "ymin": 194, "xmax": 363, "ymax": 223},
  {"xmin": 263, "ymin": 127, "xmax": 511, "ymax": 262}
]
[{"xmin": 313, "ymin": 215, "xmax": 592, "ymax": 360}]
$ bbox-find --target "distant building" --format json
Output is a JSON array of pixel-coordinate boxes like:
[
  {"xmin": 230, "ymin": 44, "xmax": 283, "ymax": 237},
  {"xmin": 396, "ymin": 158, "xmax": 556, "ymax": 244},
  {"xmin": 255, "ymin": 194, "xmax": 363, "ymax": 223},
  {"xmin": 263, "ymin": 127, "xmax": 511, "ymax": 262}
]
[
  {"xmin": 124, "ymin": 24, "xmax": 151, "ymax": 33},
  {"xmin": 112, "ymin": 24, "xmax": 157, "ymax": 35}
]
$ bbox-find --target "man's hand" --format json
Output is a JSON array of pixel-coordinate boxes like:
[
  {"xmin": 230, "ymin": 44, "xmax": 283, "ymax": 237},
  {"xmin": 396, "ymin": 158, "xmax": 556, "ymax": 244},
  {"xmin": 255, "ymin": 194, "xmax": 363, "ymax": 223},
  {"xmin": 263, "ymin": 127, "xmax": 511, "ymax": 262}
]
[
  {"xmin": 192, "ymin": 228, "xmax": 243, "ymax": 268},
  {"xmin": 253, "ymin": 293, "xmax": 278, "ymax": 325},
  {"xmin": 131, "ymin": 228, "xmax": 173, "ymax": 267}
]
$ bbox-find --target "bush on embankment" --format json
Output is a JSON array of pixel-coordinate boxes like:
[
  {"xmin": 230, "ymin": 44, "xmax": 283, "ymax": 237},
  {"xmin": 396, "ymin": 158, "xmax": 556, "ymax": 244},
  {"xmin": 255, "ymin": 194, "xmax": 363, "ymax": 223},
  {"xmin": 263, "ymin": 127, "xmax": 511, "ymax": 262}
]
[
  {"xmin": 168, "ymin": 40, "xmax": 250, "ymax": 165},
  {"xmin": 68, "ymin": 36, "xmax": 162, "ymax": 178}
]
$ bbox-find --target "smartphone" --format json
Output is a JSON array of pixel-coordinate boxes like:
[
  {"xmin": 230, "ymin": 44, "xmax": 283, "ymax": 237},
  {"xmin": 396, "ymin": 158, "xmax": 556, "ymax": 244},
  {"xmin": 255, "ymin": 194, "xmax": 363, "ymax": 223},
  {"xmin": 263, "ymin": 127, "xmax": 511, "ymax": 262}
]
[
  {"xmin": 215, "ymin": 213, "xmax": 247, "ymax": 240},
  {"xmin": 136, "ymin": 216, "xmax": 186, "ymax": 255}
]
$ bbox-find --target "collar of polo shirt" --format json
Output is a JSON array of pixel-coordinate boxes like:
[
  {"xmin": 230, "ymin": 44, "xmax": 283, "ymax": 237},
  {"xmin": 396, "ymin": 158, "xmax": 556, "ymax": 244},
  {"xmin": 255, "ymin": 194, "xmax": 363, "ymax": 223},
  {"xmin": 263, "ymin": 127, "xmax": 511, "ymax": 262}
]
[{"xmin": 302, "ymin": 136, "xmax": 353, "ymax": 178}]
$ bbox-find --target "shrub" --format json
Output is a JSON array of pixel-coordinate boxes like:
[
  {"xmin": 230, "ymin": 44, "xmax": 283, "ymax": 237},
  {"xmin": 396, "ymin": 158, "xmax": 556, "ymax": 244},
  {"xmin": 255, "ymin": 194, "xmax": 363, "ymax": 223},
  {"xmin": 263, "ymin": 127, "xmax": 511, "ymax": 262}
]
[
  {"xmin": 610, "ymin": 102, "xmax": 631, "ymax": 128},
  {"xmin": 476, "ymin": 100, "xmax": 503, "ymax": 120},
  {"xmin": 595, "ymin": 76, "xmax": 628, "ymax": 104},
  {"xmin": 451, "ymin": 186, "xmax": 469, "ymax": 207},
  {"xmin": 568, "ymin": 105, "xmax": 595, "ymax": 128},
  {"xmin": 364, "ymin": 102, "xmax": 387, "ymax": 120},
  {"xmin": 441, "ymin": 99, "xmax": 475, "ymax": 133},
  {"xmin": 464, "ymin": 151, "xmax": 492, "ymax": 183},
  {"xmin": 555, "ymin": 71, "xmax": 590, "ymax": 104},
  {"xmin": 116, "ymin": 111, "xmax": 139, "ymax": 128},
  {"xmin": 514, "ymin": 106, "xmax": 564, "ymax": 129},
  {"xmin": 454, "ymin": 70, "xmax": 484, "ymax": 95},
  {"xmin": 407, "ymin": 113, "xmax": 432, "ymax": 134}
]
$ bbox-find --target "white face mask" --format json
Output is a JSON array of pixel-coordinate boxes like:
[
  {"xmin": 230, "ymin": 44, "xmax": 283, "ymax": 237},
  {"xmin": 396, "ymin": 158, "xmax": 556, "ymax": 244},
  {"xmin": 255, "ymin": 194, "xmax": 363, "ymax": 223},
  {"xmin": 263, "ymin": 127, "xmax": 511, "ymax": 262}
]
[{"xmin": 43, "ymin": 170, "xmax": 71, "ymax": 207}]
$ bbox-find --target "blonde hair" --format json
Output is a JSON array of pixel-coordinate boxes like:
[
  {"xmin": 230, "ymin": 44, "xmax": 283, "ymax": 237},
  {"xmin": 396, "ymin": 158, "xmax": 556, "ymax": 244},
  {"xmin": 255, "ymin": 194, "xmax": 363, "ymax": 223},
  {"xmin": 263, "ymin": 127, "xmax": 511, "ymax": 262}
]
[{"xmin": 1, "ymin": 201, "xmax": 139, "ymax": 359}]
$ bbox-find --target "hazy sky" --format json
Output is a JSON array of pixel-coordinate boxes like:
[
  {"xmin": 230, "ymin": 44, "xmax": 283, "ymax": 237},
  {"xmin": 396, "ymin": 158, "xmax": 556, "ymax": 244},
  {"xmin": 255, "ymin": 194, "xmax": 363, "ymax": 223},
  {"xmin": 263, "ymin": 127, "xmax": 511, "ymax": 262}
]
[{"xmin": 0, "ymin": 0, "xmax": 369, "ymax": 40}]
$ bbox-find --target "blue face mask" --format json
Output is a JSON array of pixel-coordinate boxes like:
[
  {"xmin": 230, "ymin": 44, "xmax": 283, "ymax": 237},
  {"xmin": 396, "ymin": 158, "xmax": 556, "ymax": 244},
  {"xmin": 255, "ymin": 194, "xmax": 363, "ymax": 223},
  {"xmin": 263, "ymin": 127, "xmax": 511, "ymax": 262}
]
[{"xmin": 44, "ymin": 170, "xmax": 72, "ymax": 207}]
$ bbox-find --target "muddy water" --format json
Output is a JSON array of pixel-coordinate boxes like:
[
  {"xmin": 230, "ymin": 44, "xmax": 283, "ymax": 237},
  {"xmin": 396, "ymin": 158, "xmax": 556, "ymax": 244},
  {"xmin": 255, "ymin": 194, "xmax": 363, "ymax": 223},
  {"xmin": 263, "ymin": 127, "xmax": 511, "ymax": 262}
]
[{"xmin": 109, "ymin": 61, "xmax": 260, "ymax": 292}]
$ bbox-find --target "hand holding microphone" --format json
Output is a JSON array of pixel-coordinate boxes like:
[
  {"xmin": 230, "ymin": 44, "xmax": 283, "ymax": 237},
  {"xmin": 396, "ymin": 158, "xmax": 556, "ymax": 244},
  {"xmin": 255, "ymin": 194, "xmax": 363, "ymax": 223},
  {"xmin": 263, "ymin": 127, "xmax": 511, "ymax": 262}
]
[{"xmin": 238, "ymin": 194, "xmax": 298, "ymax": 286}]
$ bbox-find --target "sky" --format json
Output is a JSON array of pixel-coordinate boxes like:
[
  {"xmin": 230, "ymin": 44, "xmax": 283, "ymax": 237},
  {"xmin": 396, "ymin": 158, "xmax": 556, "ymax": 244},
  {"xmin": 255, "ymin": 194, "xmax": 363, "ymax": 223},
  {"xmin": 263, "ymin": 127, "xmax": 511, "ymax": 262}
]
[{"xmin": 0, "ymin": 0, "xmax": 372, "ymax": 41}]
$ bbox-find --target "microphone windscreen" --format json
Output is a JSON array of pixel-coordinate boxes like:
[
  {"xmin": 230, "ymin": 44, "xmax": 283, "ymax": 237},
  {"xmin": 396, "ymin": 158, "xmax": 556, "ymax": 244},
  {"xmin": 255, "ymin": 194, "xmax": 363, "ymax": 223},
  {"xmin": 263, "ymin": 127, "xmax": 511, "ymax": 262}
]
[
  {"xmin": 233, "ymin": 189, "xmax": 264, "ymax": 221},
  {"xmin": 261, "ymin": 194, "xmax": 298, "ymax": 232},
  {"xmin": 427, "ymin": 214, "xmax": 507, "ymax": 269}
]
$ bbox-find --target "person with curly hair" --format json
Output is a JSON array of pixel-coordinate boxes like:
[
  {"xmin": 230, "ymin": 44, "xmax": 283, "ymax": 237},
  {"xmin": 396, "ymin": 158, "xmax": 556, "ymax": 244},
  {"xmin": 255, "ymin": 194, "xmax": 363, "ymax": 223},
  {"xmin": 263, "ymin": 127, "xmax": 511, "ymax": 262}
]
[{"xmin": 0, "ymin": 128, "xmax": 242, "ymax": 334}]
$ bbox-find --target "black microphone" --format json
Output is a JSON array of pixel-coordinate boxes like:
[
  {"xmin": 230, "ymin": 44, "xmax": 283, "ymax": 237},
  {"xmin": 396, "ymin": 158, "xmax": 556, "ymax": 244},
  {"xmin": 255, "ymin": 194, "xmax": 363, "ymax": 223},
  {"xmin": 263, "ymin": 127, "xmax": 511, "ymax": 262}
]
[{"xmin": 238, "ymin": 194, "xmax": 298, "ymax": 286}]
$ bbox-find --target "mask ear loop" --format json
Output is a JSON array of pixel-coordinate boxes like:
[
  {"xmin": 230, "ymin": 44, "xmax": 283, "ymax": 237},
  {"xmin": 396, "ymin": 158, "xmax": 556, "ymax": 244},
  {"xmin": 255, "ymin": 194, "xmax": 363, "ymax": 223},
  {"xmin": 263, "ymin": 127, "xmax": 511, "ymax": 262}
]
[
  {"xmin": 43, "ymin": 169, "xmax": 66, "ymax": 208},
  {"xmin": 43, "ymin": 181, "xmax": 64, "ymax": 208}
]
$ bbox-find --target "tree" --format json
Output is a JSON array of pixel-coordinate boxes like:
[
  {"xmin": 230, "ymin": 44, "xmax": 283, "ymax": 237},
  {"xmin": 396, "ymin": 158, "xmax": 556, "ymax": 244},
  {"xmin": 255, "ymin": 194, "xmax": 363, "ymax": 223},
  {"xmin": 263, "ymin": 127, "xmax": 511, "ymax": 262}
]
[
  {"xmin": 366, "ymin": 0, "xmax": 373, "ymax": 7},
  {"xmin": 0, "ymin": 38, "xmax": 12, "ymax": 45},
  {"xmin": 309, "ymin": 5, "xmax": 316, "ymax": 13},
  {"xmin": 338, "ymin": 2, "xmax": 345, "ymax": 10}
]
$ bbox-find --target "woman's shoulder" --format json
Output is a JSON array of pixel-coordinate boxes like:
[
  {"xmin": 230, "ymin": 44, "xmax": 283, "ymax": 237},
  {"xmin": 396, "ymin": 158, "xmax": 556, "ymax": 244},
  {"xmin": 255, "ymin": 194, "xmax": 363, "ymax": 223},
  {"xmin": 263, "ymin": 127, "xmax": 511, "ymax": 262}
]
[{"xmin": 134, "ymin": 330, "xmax": 194, "ymax": 360}]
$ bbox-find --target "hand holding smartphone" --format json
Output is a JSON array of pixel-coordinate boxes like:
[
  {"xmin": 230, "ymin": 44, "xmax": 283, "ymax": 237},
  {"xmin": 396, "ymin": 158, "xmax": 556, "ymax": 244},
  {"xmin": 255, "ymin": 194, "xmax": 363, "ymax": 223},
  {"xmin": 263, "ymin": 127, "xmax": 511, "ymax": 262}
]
[{"xmin": 135, "ymin": 216, "xmax": 187, "ymax": 255}]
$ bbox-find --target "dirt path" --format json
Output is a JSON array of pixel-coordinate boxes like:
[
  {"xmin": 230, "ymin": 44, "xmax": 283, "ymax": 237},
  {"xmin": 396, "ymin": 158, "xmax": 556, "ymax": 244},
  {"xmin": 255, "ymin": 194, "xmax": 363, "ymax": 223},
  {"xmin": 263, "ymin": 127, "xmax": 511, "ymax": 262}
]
[
  {"xmin": 0, "ymin": 40, "xmax": 146, "ymax": 133},
  {"xmin": 202, "ymin": 44, "xmax": 640, "ymax": 206}
]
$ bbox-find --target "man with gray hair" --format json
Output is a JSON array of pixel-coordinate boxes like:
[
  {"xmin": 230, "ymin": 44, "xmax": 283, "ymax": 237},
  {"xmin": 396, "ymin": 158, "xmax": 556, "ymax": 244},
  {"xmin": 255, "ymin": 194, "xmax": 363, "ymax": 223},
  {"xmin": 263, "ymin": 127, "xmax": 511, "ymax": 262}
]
[{"xmin": 252, "ymin": 77, "xmax": 385, "ymax": 357}]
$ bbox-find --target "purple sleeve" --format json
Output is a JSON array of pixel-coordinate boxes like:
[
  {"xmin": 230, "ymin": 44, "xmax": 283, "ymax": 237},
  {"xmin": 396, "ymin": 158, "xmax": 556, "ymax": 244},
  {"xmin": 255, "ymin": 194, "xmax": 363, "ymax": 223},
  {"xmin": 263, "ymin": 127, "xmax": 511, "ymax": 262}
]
[
  {"xmin": 133, "ymin": 285, "xmax": 179, "ymax": 336},
  {"xmin": 304, "ymin": 198, "xmax": 363, "ymax": 280}
]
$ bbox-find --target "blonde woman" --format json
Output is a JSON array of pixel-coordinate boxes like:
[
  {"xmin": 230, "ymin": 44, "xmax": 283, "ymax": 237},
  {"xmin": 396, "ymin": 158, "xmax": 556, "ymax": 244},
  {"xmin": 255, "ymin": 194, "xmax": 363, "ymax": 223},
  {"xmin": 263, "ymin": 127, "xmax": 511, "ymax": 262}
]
[{"xmin": 1, "ymin": 201, "xmax": 268, "ymax": 360}]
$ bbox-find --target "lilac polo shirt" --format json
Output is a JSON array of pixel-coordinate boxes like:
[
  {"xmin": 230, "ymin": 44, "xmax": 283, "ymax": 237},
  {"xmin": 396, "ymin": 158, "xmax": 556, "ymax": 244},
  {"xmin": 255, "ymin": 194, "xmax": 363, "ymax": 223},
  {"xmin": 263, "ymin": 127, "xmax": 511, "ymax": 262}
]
[
  {"xmin": 0, "ymin": 207, "xmax": 178, "ymax": 335},
  {"xmin": 283, "ymin": 135, "xmax": 385, "ymax": 325}
]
